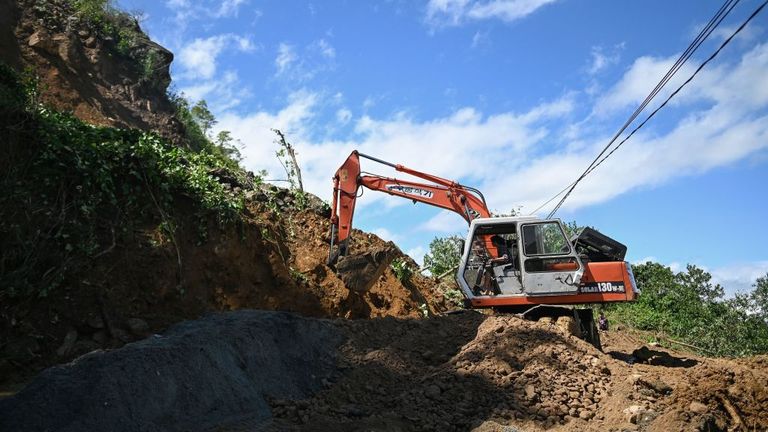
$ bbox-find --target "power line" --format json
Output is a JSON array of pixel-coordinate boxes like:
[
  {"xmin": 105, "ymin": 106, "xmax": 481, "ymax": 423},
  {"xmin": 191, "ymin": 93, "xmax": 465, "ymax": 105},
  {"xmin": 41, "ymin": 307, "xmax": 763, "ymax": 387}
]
[
  {"xmin": 541, "ymin": 0, "xmax": 748, "ymax": 218},
  {"xmin": 581, "ymin": 0, "xmax": 767, "ymax": 187}
]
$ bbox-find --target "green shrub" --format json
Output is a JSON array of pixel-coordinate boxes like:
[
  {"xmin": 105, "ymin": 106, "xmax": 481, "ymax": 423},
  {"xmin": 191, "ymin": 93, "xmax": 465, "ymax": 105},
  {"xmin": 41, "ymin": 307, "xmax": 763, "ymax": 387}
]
[
  {"xmin": 391, "ymin": 258, "xmax": 413, "ymax": 283},
  {"xmin": 607, "ymin": 263, "xmax": 768, "ymax": 357},
  {"xmin": 0, "ymin": 65, "xmax": 247, "ymax": 299}
]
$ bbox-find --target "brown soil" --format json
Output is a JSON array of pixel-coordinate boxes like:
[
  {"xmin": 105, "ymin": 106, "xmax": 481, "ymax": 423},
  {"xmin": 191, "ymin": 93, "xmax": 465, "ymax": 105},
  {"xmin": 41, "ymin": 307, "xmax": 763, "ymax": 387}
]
[
  {"xmin": 3, "ymin": 310, "xmax": 766, "ymax": 432},
  {"xmin": 265, "ymin": 314, "xmax": 768, "ymax": 432},
  {"xmin": 0, "ymin": 193, "xmax": 451, "ymax": 388}
]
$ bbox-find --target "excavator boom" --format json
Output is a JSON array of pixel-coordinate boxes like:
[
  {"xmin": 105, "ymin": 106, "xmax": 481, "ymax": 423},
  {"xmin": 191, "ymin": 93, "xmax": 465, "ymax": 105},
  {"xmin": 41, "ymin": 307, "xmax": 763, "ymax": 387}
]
[{"xmin": 329, "ymin": 151, "xmax": 490, "ymax": 263}]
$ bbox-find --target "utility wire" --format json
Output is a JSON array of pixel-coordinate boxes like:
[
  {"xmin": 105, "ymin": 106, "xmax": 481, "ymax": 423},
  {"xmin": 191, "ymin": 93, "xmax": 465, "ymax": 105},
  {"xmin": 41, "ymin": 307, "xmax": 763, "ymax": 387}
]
[
  {"xmin": 542, "ymin": 0, "xmax": 746, "ymax": 218},
  {"xmin": 581, "ymin": 0, "xmax": 767, "ymax": 188}
]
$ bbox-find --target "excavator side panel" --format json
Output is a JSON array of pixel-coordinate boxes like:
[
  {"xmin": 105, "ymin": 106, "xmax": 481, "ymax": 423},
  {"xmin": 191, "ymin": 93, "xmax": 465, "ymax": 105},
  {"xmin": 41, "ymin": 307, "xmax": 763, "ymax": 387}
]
[{"xmin": 580, "ymin": 261, "xmax": 638, "ymax": 299}]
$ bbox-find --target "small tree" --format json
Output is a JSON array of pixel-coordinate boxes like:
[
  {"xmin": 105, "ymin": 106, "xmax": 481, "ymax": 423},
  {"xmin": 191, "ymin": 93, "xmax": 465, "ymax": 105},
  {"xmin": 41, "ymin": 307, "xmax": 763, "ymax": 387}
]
[
  {"xmin": 191, "ymin": 100, "xmax": 217, "ymax": 137},
  {"xmin": 272, "ymin": 129, "xmax": 304, "ymax": 192},
  {"xmin": 215, "ymin": 130, "xmax": 242, "ymax": 162},
  {"xmin": 752, "ymin": 273, "xmax": 768, "ymax": 319},
  {"xmin": 423, "ymin": 235, "xmax": 463, "ymax": 277}
]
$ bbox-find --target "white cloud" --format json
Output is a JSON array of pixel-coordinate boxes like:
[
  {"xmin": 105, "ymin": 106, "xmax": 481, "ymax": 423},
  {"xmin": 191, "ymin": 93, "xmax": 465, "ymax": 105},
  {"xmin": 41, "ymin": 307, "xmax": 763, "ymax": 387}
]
[
  {"xmin": 587, "ymin": 44, "xmax": 623, "ymax": 75},
  {"xmin": 215, "ymin": 0, "xmax": 248, "ymax": 17},
  {"xmin": 215, "ymin": 90, "xmax": 319, "ymax": 181},
  {"xmin": 371, "ymin": 228, "xmax": 402, "ymax": 243},
  {"xmin": 179, "ymin": 71, "xmax": 246, "ymax": 111},
  {"xmin": 217, "ymin": 43, "xmax": 768, "ymax": 225},
  {"xmin": 406, "ymin": 246, "xmax": 428, "ymax": 267},
  {"xmin": 313, "ymin": 39, "xmax": 336, "ymax": 59},
  {"xmin": 711, "ymin": 261, "xmax": 768, "ymax": 296},
  {"xmin": 420, "ymin": 212, "xmax": 469, "ymax": 234},
  {"xmin": 166, "ymin": 0, "xmax": 189, "ymax": 8},
  {"xmin": 336, "ymin": 108, "xmax": 352, "ymax": 125},
  {"xmin": 162, "ymin": 0, "xmax": 251, "ymax": 35},
  {"xmin": 426, "ymin": 0, "xmax": 558, "ymax": 27},
  {"xmin": 274, "ymin": 39, "xmax": 337, "ymax": 81},
  {"xmin": 275, "ymin": 43, "xmax": 297, "ymax": 75},
  {"xmin": 177, "ymin": 34, "xmax": 256, "ymax": 79},
  {"xmin": 471, "ymin": 30, "xmax": 490, "ymax": 48}
]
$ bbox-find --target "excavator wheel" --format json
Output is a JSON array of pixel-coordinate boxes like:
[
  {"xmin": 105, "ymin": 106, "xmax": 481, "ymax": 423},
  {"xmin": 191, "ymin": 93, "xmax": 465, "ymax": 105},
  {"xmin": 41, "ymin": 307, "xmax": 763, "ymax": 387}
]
[{"xmin": 493, "ymin": 305, "xmax": 602, "ymax": 351}]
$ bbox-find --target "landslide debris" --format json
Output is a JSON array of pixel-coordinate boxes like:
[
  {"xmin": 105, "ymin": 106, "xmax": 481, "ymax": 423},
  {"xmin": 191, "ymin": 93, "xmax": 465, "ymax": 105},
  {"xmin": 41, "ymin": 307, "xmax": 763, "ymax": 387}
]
[{"xmin": 3, "ymin": 311, "xmax": 766, "ymax": 432}]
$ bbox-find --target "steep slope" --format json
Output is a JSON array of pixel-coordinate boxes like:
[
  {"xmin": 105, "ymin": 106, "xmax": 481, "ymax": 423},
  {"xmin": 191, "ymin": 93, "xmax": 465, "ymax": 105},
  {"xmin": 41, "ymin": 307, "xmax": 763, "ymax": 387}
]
[
  {"xmin": 0, "ymin": 0, "xmax": 450, "ymax": 388},
  {"xmin": 0, "ymin": 0, "xmax": 185, "ymax": 144}
]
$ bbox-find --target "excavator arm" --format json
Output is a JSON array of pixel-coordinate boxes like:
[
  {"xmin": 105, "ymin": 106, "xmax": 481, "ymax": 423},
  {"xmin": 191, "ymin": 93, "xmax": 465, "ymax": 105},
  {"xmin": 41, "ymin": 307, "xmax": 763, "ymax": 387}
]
[{"xmin": 328, "ymin": 151, "xmax": 491, "ymax": 264}]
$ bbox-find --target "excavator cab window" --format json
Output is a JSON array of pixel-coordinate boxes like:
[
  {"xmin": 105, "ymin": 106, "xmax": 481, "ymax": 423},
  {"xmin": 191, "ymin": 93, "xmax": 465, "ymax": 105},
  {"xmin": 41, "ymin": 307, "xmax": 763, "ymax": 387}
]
[{"xmin": 522, "ymin": 222, "xmax": 571, "ymax": 256}]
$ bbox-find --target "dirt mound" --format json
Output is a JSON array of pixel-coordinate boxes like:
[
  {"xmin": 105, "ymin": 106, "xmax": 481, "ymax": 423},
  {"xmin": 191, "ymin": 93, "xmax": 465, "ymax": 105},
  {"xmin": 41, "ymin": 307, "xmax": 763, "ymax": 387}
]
[
  {"xmin": 269, "ymin": 314, "xmax": 768, "ymax": 432},
  {"xmin": 283, "ymin": 208, "xmax": 449, "ymax": 319},
  {"xmin": 2, "ymin": 310, "xmax": 766, "ymax": 432},
  {"xmin": 270, "ymin": 312, "xmax": 612, "ymax": 431},
  {"xmin": 0, "ymin": 311, "xmax": 343, "ymax": 432}
]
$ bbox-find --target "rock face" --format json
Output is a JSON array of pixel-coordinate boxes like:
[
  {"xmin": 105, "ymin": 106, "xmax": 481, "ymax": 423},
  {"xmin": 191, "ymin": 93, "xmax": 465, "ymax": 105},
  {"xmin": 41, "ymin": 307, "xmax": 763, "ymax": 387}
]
[
  {"xmin": 1, "ymin": 0, "xmax": 186, "ymax": 145},
  {"xmin": 335, "ymin": 247, "xmax": 398, "ymax": 293}
]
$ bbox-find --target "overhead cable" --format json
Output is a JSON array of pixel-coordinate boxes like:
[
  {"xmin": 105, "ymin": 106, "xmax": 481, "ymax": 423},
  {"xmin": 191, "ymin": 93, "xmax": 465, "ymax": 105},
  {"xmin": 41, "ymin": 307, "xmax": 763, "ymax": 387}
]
[{"xmin": 541, "ymin": 0, "xmax": 748, "ymax": 218}]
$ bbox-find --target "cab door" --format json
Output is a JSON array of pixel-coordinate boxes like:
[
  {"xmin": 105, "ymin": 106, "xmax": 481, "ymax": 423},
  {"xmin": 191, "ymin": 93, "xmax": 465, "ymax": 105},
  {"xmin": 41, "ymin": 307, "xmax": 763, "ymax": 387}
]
[{"xmin": 519, "ymin": 220, "xmax": 583, "ymax": 295}]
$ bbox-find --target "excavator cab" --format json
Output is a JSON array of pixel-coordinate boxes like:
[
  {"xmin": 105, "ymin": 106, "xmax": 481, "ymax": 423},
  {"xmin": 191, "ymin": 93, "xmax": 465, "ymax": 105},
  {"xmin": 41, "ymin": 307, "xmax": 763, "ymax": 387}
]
[{"xmin": 459, "ymin": 217, "xmax": 584, "ymax": 301}]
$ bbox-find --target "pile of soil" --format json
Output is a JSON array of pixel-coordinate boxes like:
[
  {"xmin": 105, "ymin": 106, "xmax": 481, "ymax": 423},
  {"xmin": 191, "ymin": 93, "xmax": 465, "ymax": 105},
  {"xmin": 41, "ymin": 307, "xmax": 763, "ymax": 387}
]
[
  {"xmin": 283, "ymin": 208, "xmax": 449, "ymax": 319},
  {"xmin": 0, "ymin": 311, "xmax": 344, "ymax": 432},
  {"xmin": 3, "ymin": 310, "xmax": 766, "ymax": 432}
]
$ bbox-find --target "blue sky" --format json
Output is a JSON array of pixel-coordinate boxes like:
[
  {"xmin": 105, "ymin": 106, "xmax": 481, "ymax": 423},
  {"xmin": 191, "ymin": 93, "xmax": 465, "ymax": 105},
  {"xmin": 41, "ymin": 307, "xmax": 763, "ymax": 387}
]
[{"xmin": 118, "ymin": 0, "xmax": 768, "ymax": 294}]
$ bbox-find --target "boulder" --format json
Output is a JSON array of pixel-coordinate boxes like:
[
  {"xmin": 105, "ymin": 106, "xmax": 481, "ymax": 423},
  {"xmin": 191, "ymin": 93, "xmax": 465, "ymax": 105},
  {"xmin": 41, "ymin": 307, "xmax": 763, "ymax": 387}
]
[
  {"xmin": 689, "ymin": 401, "xmax": 708, "ymax": 415},
  {"xmin": 336, "ymin": 247, "xmax": 397, "ymax": 293},
  {"xmin": 56, "ymin": 330, "xmax": 78, "ymax": 357}
]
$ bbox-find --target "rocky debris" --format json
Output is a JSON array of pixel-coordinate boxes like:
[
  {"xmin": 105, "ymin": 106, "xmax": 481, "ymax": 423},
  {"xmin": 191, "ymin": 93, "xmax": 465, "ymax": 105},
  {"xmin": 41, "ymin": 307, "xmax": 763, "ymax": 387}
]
[
  {"xmin": 623, "ymin": 404, "xmax": 657, "ymax": 424},
  {"xmin": 27, "ymin": 29, "xmax": 56, "ymax": 53},
  {"xmin": 55, "ymin": 330, "xmax": 77, "ymax": 357},
  {"xmin": 4, "ymin": 0, "xmax": 186, "ymax": 145},
  {"xmin": 336, "ymin": 247, "xmax": 398, "ymax": 293},
  {"xmin": 126, "ymin": 318, "xmax": 149, "ymax": 336},
  {"xmin": 689, "ymin": 401, "xmax": 708, "ymax": 415}
]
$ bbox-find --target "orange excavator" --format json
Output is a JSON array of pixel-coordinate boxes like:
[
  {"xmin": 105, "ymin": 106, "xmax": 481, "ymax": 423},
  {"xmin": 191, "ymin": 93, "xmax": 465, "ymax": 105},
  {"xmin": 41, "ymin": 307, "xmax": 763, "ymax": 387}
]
[{"xmin": 328, "ymin": 151, "xmax": 638, "ymax": 347}]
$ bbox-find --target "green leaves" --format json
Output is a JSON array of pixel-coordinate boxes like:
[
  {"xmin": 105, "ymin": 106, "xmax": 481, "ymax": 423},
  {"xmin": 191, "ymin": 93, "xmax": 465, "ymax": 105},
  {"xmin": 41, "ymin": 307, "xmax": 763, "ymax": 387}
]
[
  {"xmin": 1, "ymin": 69, "xmax": 249, "ymax": 299},
  {"xmin": 391, "ymin": 258, "xmax": 414, "ymax": 283},
  {"xmin": 610, "ymin": 263, "xmax": 768, "ymax": 357},
  {"xmin": 423, "ymin": 236, "xmax": 463, "ymax": 276}
]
